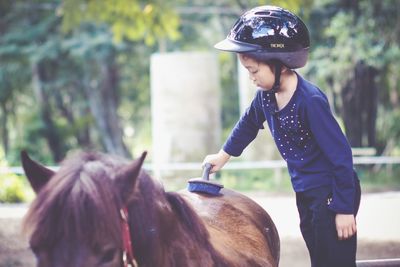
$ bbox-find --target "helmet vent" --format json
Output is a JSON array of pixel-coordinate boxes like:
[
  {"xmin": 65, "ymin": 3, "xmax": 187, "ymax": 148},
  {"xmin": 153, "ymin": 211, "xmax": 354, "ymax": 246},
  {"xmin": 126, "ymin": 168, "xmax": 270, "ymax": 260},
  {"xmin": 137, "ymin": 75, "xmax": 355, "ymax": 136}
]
[{"xmin": 255, "ymin": 11, "xmax": 271, "ymax": 16}]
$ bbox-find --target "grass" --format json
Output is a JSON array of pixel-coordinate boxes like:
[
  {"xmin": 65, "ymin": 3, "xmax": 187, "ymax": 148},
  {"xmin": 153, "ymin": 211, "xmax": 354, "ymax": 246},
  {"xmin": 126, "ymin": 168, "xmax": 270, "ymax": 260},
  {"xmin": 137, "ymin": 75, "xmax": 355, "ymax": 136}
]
[
  {"xmin": 1, "ymin": 164, "xmax": 399, "ymax": 203},
  {"xmin": 0, "ymin": 174, "xmax": 34, "ymax": 203},
  {"xmin": 355, "ymin": 165, "xmax": 400, "ymax": 192},
  {"xmin": 161, "ymin": 168, "xmax": 296, "ymax": 193},
  {"xmin": 161, "ymin": 165, "xmax": 400, "ymax": 194}
]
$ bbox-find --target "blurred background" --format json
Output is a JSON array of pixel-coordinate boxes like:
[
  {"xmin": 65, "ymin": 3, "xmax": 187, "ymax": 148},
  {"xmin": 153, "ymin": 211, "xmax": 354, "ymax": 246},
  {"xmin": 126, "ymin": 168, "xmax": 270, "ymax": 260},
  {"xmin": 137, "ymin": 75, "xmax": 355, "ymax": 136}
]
[{"xmin": 0, "ymin": 0, "xmax": 399, "ymax": 266}]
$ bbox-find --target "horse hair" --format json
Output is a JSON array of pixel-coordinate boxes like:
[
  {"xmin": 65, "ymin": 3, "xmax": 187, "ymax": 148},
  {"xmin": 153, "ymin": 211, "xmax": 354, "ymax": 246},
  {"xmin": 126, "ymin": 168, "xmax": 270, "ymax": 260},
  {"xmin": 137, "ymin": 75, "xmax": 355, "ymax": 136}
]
[
  {"xmin": 23, "ymin": 151, "xmax": 231, "ymax": 266},
  {"xmin": 23, "ymin": 152, "xmax": 123, "ymax": 252}
]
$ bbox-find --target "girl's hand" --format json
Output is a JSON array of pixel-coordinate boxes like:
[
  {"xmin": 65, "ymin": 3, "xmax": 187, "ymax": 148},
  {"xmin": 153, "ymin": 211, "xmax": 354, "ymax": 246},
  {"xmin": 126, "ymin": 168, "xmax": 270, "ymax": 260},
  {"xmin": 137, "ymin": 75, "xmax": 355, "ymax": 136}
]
[
  {"xmin": 202, "ymin": 149, "xmax": 231, "ymax": 173},
  {"xmin": 335, "ymin": 213, "xmax": 357, "ymax": 240}
]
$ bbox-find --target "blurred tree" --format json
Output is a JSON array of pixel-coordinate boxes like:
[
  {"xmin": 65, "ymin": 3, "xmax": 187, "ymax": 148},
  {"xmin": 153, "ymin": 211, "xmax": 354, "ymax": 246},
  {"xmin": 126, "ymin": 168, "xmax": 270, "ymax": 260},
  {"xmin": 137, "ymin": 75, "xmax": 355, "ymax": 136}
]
[
  {"xmin": 60, "ymin": 0, "xmax": 180, "ymax": 46},
  {"xmin": 307, "ymin": 0, "xmax": 400, "ymax": 153},
  {"xmin": 0, "ymin": 0, "xmax": 59, "ymax": 162},
  {"xmin": 59, "ymin": 0, "xmax": 182, "ymax": 157},
  {"xmin": 1, "ymin": 0, "xmax": 399, "ymax": 165},
  {"xmin": 63, "ymin": 25, "xmax": 130, "ymax": 157},
  {"xmin": 0, "ymin": 0, "xmax": 181, "ymax": 162}
]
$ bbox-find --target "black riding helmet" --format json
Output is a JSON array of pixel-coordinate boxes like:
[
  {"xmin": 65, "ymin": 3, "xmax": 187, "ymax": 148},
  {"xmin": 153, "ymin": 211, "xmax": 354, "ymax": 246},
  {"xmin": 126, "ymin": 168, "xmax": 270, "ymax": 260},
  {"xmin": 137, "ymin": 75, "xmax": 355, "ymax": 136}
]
[
  {"xmin": 215, "ymin": 5, "xmax": 310, "ymax": 69},
  {"xmin": 214, "ymin": 6, "xmax": 310, "ymax": 92}
]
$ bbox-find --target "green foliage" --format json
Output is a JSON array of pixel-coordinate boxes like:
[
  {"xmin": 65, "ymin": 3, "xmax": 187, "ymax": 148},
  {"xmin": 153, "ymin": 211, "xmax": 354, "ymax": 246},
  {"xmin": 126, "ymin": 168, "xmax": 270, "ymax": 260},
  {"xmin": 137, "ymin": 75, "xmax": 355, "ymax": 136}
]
[
  {"xmin": 268, "ymin": 0, "xmax": 313, "ymax": 14},
  {"xmin": 117, "ymin": 42, "xmax": 154, "ymax": 157},
  {"xmin": 310, "ymin": 8, "xmax": 386, "ymax": 88},
  {"xmin": 218, "ymin": 168, "xmax": 292, "ymax": 192},
  {"xmin": 305, "ymin": 0, "xmax": 400, "ymax": 153},
  {"xmin": 1, "ymin": 0, "xmax": 400, "ymax": 170},
  {"xmin": 161, "ymin": 167, "xmax": 293, "ymax": 193},
  {"xmin": 376, "ymin": 108, "xmax": 400, "ymax": 155},
  {"xmin": 0, "ymin": 173, "xmax": 33, "ymax": 203},
  {"xmin": 61, "ymin": 0, "xmax": 181, "ymax": 45},
  {"xmin": 218, "ymin": 53, "xmax": 240, "ymax": 136},
  {"xmin": 356, "ymin": 164, "xmax": 400, "ymax": 192},
  {"xmin": 0, "ymin": 149, "xmax": 34, "ymax": 203},
  {"xmin": 162, "ymin": 165, "xmax": 400, "ymax": 193}
]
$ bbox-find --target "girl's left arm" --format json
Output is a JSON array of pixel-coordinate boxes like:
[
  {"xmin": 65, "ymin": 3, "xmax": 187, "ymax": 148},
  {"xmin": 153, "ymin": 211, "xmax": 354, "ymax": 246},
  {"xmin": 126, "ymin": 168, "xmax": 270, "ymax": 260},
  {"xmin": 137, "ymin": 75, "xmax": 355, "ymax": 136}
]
[{"xmin": 305, "ymin": 95, "xmax": 356, "ymax": 215}]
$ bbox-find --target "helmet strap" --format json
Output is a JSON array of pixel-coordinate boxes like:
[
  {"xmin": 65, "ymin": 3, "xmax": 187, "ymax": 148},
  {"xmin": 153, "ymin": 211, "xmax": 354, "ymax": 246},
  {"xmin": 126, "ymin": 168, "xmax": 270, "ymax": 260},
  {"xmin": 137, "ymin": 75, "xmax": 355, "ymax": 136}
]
[
  {"xmin": 267, "ymin": 61, "xmax": 282, "ymax": 116},
  {"xmin": 270, "ymin": 61, "xmax": 282, "ymax": 93}
]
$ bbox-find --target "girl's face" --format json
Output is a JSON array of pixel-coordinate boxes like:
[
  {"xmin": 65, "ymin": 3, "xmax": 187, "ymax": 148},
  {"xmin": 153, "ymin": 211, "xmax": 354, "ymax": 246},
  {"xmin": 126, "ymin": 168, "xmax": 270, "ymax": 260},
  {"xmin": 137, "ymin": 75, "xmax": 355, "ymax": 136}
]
[{"xmin": 238, "ymin": 54, "xmax": 275, "ymax": 90}]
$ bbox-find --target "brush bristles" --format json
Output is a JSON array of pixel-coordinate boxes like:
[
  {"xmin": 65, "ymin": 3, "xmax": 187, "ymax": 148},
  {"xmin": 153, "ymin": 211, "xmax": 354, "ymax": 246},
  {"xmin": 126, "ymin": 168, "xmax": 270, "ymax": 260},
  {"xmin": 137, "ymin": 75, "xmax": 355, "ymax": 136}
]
[{"xmin": 187, "ymin": 182, "xmax": 222, "ymax": 195}]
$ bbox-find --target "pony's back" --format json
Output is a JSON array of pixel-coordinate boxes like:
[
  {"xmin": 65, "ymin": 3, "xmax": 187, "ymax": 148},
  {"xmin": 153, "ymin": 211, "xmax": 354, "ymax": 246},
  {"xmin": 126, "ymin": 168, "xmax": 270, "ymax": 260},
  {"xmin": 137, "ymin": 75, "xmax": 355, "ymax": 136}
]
[{"xmin": 180, "ymin": 189, "xmax": 280, "ymax": 267}]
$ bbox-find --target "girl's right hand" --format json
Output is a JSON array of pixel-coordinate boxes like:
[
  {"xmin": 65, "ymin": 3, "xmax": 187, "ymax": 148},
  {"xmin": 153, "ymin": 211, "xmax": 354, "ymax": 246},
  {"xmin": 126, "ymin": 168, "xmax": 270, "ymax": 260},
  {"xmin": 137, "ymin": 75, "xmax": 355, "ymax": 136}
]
[{"xmin": 202, "ymin": 149, "xmax": 231, "ymax": 173}]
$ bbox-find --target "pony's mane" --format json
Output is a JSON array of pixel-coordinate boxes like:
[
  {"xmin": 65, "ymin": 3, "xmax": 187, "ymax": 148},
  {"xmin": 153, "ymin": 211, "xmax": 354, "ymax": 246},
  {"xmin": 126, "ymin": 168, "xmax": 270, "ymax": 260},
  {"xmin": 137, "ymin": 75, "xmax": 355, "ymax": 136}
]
[
  {"xmin": 23, "ymin": 152, "xmax": 124, "ymax": 250},
  {"xmin": 23, "ymin": 151, "xmax": 230, "ymax": 266}
]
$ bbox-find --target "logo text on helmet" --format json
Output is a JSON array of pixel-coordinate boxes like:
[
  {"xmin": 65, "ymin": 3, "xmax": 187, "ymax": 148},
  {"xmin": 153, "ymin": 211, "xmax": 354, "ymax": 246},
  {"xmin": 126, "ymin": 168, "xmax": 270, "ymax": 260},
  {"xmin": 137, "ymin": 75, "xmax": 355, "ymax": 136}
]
[{"xmin": 270, "ymin": 43, "xmax": 285, "ymax": 48}]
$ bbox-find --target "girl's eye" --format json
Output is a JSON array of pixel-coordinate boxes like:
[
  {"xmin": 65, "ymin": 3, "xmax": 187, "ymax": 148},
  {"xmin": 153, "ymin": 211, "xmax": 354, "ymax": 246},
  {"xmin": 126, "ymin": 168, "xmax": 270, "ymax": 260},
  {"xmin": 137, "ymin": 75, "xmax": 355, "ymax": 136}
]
[{"xmin": 250, "ymin": 69, "xmax": 258, "ymax": 74}]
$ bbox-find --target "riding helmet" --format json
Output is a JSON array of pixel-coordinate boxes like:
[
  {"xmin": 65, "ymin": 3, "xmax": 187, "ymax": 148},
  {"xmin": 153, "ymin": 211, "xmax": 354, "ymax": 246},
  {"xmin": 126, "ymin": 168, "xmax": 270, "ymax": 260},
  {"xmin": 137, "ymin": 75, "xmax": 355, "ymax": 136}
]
[{"xmin": 215, "ymin": 5, "xmax": 310, "ymax": 69}]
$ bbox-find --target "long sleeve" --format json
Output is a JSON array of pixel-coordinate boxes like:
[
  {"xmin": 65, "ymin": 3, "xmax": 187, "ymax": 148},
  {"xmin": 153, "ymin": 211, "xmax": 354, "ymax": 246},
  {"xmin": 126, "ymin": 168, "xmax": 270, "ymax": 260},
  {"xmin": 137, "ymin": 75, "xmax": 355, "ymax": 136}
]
[
  {"xmin": 223, "ymin": 92, "xmax": 266, "ymax": 157},
  {"xmin": 305, "ymin": 95, "xmax": 355, "ymax": 214}
]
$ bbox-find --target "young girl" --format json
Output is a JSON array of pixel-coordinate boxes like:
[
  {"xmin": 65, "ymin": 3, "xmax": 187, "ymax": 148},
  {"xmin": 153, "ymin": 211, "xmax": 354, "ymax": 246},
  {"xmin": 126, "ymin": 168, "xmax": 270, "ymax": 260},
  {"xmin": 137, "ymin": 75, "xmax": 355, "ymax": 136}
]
[{"xmin": 203, "ymin": 5, "xmax": 361, "ymax": 267}]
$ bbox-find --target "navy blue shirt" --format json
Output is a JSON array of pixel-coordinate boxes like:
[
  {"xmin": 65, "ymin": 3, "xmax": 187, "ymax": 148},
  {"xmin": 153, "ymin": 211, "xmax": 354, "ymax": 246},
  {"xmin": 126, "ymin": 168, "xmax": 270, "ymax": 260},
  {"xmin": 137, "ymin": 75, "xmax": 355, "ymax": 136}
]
[{"xmin": 223, "ymin": 73, "xmax": 356, "ymax": 214}]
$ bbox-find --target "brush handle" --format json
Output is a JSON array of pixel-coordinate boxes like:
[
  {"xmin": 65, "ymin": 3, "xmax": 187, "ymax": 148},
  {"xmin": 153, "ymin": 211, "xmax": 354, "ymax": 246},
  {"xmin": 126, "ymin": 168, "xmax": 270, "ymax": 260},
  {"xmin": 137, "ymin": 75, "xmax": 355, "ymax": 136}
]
[{"xmin": 202, "ymin": 163, "xmax": 212, "ymax": 181}]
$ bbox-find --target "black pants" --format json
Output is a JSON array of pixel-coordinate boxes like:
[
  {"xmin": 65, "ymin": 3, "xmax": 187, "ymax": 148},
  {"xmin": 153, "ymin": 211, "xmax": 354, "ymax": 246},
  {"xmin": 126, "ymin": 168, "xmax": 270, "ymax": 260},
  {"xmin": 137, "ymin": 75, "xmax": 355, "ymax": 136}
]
[{"xmin": 296, "ymin": 176, "xmax": 361, "ymax": 267}]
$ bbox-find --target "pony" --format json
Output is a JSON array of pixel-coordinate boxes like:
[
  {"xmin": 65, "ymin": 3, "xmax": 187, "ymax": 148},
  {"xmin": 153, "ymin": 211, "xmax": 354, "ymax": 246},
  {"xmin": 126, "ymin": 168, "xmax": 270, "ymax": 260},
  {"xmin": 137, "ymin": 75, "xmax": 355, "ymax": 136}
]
[{"xmin": 21, "ymin": 150, "xmax": 280, "ymax": 267}]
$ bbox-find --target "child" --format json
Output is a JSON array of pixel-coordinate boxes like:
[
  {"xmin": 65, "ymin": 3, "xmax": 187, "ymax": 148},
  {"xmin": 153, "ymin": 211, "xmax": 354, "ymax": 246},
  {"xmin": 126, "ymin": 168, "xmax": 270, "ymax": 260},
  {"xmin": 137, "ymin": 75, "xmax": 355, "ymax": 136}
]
[{"xmin": 203, "ymin": 5, "xmax": 361, "ymax": 267}]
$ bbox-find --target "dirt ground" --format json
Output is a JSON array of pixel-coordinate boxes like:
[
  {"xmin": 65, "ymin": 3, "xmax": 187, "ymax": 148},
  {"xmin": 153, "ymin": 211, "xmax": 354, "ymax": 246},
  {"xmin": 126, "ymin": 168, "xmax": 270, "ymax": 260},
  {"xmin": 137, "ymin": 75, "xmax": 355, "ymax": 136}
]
[
  {"xmin": 0, "ymin": 218, "xmax": 399, "ymax": 267},
  {"xmin": 1, "ymin": 192, "xmax": 400, "ymax": 267}
]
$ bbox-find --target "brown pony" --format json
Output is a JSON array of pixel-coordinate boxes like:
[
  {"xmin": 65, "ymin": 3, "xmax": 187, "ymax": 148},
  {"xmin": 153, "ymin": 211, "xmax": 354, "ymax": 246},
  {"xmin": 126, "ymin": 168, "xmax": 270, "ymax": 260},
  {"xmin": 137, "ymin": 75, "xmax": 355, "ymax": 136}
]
[{"xmin": 21, "ymin": 151, "xmax": 279, "ymax": 267}]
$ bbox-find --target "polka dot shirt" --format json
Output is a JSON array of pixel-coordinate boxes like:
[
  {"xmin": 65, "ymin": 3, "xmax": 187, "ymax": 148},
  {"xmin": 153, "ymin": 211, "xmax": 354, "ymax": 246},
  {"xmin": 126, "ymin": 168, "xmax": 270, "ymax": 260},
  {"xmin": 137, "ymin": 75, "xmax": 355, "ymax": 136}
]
[{"xmin": 223, "ymin": 73, "xmax": 357, "ymax": 214}]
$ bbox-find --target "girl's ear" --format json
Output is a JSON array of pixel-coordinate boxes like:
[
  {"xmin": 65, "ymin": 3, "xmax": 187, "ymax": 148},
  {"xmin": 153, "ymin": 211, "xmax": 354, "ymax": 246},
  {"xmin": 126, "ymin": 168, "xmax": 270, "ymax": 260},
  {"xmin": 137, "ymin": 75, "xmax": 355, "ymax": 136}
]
[
  {"xmin": 20, "ymin": 151, "xmax": 56, "ymax": 194},
  {"xmin": 114, "ymin": 151, "xmax": 147, "ymax": 205},
  {"xmin": 280, "ymin": 64, "xmax": 289, "ymax": 73},
  {"xmin": 238, "ymin": 53, "xmax": 247, "ymax": 61}
]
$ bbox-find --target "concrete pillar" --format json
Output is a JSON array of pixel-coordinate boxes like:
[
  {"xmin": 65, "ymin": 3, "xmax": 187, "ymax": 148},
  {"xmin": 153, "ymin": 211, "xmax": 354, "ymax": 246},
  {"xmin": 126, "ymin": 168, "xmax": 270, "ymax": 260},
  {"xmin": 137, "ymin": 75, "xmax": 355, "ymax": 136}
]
[
  {"xmin": 151, "ymin": 52, "xmax": 221, "ymax": 171},
  {"xmin": 238, "ymin": 58, "xmax": 280, "ymax": 161}
]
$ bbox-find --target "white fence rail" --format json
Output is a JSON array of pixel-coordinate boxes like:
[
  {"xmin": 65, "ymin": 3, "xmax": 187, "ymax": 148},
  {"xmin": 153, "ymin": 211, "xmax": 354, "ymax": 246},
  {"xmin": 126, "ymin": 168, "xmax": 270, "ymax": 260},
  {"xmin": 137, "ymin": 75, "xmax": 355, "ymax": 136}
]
[
  {"xmin": 357, "ymin": 258, "xmax": 400, "ymax": 267},
  {"xmin": 2, "ymin": 156, "xmax": 400, "ymax": 176}
]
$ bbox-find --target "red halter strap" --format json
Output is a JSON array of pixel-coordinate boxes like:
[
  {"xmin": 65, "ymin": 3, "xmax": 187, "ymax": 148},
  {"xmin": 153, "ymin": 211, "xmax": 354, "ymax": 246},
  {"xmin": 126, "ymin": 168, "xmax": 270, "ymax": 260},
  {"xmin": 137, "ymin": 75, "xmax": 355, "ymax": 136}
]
[{"xmin": 120, "ymin": 207, "xmax": 138, "ymax": 267}]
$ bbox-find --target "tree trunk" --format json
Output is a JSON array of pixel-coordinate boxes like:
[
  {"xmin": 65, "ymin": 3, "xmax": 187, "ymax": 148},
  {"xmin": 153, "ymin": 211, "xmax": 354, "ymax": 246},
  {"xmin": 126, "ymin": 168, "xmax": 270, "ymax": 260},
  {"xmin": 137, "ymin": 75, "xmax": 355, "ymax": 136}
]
[
  {"xmin": 54, "ymin": 87, "xmax": 92, "ymax": 148},
  {"xmin": 341, "ymin": 61, "xmax": 378, "ymax": 147},
  {"xmin": 31, "ymin": 62, "xmax": 65, "ymax": 162},
  {"xmin": 0, "ymin": 103, "xmax": 9, "ymax": 154},
  {"xmin": 84, "ymin": 53, "xmax": 130, "ymax": 158}
]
